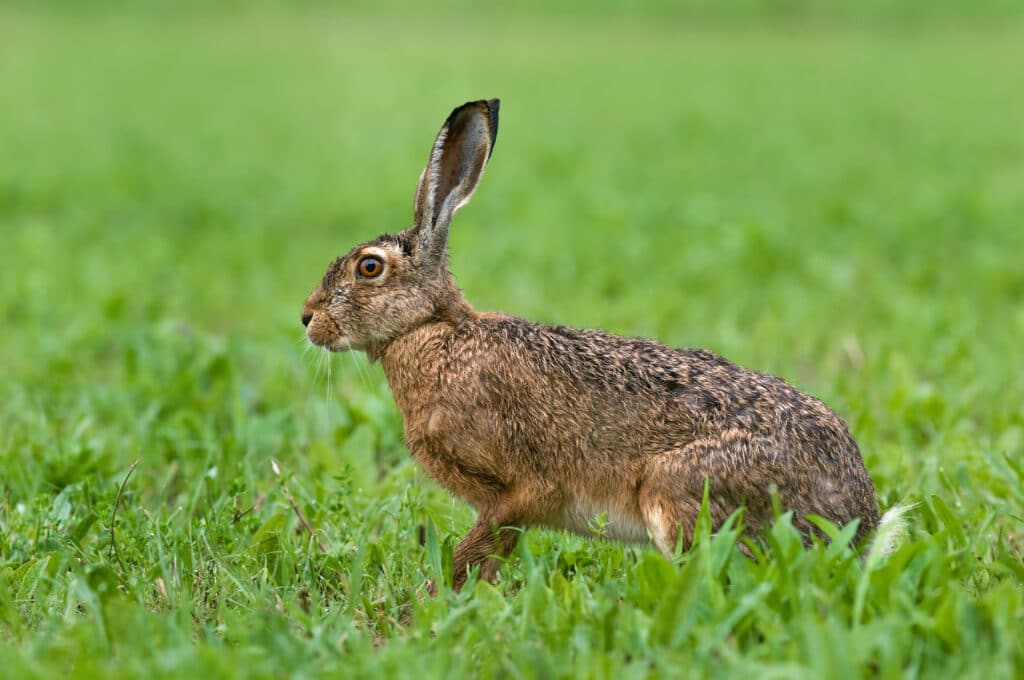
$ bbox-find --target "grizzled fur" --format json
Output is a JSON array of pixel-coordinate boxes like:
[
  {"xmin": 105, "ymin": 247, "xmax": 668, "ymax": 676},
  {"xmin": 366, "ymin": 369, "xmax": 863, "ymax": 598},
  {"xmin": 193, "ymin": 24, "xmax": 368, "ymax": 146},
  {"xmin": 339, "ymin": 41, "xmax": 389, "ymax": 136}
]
[{"xmin": 302, "ymin": 99, "xmax": 880, "ymax": 591}]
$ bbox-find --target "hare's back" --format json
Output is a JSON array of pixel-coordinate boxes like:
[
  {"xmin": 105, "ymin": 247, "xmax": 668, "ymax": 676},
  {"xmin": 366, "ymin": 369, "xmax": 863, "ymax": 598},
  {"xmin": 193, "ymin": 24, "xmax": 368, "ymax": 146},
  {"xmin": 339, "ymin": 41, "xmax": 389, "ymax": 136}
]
[{"xmin": 471, "ymin": 315, "xmax": 861, "ymax": 453}]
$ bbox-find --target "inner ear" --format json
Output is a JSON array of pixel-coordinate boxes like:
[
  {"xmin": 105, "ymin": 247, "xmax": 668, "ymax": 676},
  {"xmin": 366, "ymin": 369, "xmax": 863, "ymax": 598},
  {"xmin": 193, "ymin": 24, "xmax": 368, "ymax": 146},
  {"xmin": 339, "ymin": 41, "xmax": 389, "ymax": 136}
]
[
  {"xmin": 412, "ymin": 99, "xmax": 499, "ymax": 266},
  {"xmin": 432, "ymin": 110, "xmax": 492, "ymax": 225}
]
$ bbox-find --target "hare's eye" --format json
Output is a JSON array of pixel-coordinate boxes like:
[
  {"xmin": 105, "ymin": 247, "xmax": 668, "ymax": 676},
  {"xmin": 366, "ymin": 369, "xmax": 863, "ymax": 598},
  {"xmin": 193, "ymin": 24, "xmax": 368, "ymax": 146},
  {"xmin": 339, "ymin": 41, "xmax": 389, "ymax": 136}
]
[{"xmin": 357, "ymin": 256, "xmax": 384, "ymax": 278}]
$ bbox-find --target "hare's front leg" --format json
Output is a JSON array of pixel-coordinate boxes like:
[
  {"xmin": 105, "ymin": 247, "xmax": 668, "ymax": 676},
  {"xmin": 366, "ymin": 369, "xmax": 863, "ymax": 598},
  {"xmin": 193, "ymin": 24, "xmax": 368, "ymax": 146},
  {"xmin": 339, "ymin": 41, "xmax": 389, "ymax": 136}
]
[{"xmin": 451, "ymin": 513, "xmax": 522, "ymax": 592}]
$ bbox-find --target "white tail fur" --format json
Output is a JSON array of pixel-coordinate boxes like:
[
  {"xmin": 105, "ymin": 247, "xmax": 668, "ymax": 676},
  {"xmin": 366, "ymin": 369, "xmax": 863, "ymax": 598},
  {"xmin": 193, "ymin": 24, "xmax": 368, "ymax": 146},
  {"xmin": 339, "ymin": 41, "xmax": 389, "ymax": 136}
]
[{"xmin": 864, "ymin": 504, "xmax": 915, "ymax": 567}]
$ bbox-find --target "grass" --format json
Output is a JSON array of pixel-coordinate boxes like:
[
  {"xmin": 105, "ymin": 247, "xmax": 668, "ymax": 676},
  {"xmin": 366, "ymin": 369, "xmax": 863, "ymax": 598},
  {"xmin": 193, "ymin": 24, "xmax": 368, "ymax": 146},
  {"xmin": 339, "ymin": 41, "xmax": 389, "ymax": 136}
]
[{"xmin": 1, "ymin": 4, "xmax": 1023, "ymax": 678}]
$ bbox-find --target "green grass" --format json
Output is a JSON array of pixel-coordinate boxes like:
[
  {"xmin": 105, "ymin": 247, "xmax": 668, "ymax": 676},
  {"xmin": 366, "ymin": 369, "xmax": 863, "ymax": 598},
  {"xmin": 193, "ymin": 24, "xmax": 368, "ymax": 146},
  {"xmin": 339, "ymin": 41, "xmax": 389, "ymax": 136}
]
[{"xmin": 1, "ymin": 5, "xmax": 1023, "ymax": 678}]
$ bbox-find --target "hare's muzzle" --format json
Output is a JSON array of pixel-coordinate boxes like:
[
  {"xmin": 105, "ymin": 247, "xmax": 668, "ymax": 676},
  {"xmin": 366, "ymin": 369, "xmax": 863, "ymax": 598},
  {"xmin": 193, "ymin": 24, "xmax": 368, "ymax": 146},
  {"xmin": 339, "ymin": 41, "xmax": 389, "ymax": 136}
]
[{"xmin": 300, "ymin": 296, "xmax": 331, "ymax": 347}]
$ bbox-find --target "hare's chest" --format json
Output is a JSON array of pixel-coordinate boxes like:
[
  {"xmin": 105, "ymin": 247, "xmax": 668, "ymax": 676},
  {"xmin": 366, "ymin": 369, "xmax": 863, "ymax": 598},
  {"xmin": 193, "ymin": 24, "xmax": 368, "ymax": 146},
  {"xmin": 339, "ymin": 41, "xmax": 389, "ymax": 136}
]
[{"xmin": 403, "ymin": 405, "xmax": 510, "ymax": 506}]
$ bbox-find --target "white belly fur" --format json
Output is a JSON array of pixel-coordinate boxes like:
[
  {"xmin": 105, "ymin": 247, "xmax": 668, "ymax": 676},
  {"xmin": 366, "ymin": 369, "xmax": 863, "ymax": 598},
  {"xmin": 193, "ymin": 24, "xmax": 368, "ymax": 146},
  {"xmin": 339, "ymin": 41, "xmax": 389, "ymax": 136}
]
[{"xmin": 556, "ymin": 497, "xmax": 649, "ymax": 544}]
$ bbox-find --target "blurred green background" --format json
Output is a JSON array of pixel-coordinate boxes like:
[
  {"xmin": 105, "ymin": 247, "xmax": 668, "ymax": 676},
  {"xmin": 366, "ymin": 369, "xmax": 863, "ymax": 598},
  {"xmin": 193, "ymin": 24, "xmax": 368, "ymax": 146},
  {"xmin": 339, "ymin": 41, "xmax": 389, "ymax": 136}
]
[{"xmin": 1, "ymin": 2, "xmax": 1022, "ymax": 677}]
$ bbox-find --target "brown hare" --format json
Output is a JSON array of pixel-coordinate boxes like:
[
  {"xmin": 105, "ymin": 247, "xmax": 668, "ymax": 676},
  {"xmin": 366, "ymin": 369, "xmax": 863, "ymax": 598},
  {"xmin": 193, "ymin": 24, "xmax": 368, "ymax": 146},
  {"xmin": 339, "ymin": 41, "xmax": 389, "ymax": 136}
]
[{"xmin": 302, "ymin": 99, "xmax": 893, "ymax": 591}]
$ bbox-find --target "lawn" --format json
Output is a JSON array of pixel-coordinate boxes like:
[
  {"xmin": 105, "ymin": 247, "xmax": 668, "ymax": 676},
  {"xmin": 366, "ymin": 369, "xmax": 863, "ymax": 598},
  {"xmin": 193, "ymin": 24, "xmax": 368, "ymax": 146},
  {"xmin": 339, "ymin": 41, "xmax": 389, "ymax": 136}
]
[{"xmin": 1, "ymin": 4, "xmax": 1022, "ymax": 678}]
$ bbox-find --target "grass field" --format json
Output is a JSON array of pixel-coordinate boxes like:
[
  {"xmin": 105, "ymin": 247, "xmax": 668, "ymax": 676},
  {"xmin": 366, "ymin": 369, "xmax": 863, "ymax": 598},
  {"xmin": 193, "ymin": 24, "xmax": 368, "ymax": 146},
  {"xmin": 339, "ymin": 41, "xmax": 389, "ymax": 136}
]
[{"xmin": 1, "ymin": 4, "xmax": 1023, "ymax": 678}]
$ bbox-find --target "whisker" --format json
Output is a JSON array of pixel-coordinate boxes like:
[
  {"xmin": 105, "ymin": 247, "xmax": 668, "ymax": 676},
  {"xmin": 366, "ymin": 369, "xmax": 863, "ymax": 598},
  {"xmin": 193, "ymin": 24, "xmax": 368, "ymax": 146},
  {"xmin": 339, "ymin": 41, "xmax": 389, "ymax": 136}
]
[
  {"xmin": 326, "ymin": 349, "xmax": 333, "ymax": 427},
  {"xmin": 345, "ymin": 339, "xmax": 372, "ymax": 391},
  {"xmin": 315, "ymin": 347, "xmax": 327, "ymax": 385}
]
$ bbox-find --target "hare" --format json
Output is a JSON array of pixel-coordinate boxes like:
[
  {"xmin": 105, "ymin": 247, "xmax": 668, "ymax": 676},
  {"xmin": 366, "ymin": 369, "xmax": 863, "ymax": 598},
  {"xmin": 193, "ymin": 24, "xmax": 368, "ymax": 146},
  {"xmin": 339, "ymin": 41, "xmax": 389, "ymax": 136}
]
[{"xmin": 301, "ymin": 99, "xmax": 884, "ymax": 591}]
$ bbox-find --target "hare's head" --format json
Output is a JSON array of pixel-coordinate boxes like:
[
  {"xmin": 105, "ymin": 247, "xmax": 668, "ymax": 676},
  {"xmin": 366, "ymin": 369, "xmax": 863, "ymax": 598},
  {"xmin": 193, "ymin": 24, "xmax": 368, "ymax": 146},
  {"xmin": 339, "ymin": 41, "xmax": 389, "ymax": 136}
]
[{"xmin": 301, "ymin": 99, "xmax": 499, "ymax": 356}]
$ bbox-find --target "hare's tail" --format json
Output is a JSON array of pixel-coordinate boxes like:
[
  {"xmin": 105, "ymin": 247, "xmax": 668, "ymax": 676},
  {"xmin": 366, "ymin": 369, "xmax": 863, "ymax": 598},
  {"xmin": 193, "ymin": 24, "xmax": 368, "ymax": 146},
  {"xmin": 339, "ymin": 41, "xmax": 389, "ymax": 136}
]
[{"xmin": 864, "ymin": 503, "xmax": 915, "ymax": 565}]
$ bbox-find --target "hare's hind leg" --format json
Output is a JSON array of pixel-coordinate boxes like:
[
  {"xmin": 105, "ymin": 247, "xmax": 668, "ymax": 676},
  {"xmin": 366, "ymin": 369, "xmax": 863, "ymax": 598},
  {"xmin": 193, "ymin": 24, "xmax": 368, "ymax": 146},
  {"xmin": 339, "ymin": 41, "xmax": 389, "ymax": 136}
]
[{"xmin": 639, "ymin": 435, "xmax": 770, "ymax": 557}]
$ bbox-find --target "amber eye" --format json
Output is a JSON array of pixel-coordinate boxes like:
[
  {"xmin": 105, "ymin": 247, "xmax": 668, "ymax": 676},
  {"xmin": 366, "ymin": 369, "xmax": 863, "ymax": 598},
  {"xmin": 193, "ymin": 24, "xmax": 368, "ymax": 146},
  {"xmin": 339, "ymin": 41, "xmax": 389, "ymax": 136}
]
[{"xmin": 357, "ymin": 255, "xmax": 384, "ymax": 278}]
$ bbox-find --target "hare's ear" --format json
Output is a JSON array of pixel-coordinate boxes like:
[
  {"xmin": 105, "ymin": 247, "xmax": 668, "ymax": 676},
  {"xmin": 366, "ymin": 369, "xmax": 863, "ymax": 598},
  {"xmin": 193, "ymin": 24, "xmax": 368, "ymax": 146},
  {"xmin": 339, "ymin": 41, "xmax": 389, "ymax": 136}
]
[{"xmin": 411, "ymin": 99, "xmax": 499, "ymax": 267}]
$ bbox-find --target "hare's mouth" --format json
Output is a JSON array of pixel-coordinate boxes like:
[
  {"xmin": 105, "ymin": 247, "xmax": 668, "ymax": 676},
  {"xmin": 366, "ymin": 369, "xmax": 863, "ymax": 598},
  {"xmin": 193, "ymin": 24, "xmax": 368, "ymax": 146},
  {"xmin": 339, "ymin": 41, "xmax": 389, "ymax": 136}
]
[
  {"xmin": 305, "ymin": 330, "xmax": 353, "ymax": 353},
  {"xmin": 306, "ymin": 317, "xmax": 355, "ymax": 353}
]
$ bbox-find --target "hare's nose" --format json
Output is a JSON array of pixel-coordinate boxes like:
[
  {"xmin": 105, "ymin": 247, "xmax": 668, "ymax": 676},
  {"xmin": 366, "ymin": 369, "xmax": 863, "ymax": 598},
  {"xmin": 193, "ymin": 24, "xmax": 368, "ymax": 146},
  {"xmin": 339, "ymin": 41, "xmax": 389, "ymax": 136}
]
[{"xmin": 301, "ymin": 312, "xmax": 313, "ymax": 327}]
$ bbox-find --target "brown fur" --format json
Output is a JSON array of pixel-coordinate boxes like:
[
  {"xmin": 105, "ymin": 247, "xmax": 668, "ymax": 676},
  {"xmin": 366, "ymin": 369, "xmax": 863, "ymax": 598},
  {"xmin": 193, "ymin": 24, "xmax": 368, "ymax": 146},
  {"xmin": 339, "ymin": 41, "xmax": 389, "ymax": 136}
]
[{"xmin": 301, "ymin": 99, "xmax": 880, "ymax": 591}]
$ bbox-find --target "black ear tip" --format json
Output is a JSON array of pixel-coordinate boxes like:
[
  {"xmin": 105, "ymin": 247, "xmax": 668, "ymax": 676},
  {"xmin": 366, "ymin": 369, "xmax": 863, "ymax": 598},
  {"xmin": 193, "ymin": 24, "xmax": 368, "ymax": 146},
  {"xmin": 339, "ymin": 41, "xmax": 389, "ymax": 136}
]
[{"xmin": 485, "ymin": 98, "xmax": 500, "ymax": 152}]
